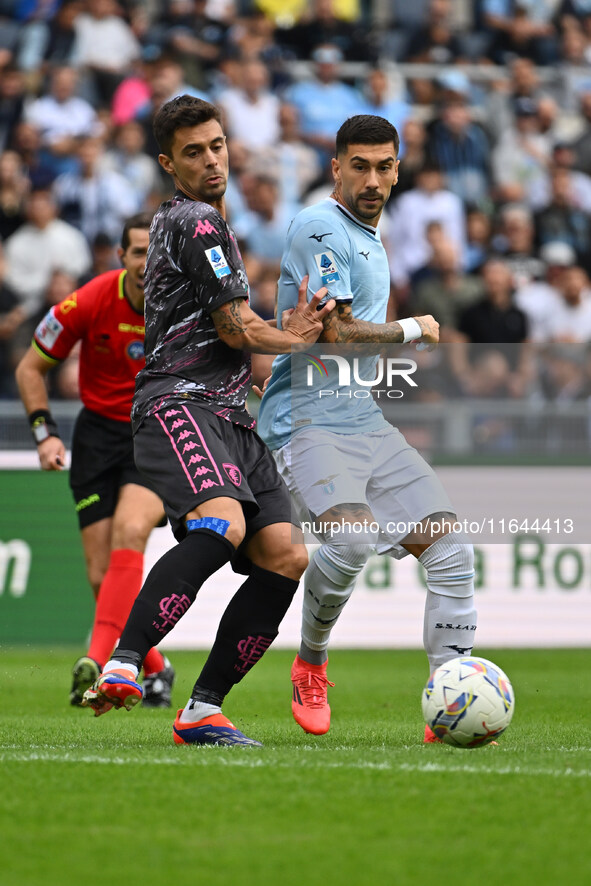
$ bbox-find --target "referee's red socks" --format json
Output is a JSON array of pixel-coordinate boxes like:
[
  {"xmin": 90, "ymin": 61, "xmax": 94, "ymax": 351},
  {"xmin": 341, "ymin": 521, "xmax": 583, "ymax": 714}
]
[{"xmin": 87, "ymin": 548, "xmax": 168, "ymax": 672}]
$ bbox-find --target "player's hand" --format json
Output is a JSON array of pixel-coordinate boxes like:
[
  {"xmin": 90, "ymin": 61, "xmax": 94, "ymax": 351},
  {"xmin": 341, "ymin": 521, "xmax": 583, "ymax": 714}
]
[
  {"xmin": 415, "ymin": 314, "xmax": 440, "ymax": 347},
  {"xmin": 283, "ymin": 276, "xmax": 336, "ymax": 344},
  {"xmin": 37, "ymin": 436, "xmax": 66, "ymax": 471},
  {"xmin": 252, "ymin": 375, "xmax": 271, "ymax": 400}
]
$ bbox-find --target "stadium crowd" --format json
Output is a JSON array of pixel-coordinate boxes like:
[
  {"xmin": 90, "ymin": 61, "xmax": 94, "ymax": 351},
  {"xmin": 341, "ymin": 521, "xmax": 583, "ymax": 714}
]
[{"xmin": 1, "ymin": 0, "xmax": 591, "ymax": 401}]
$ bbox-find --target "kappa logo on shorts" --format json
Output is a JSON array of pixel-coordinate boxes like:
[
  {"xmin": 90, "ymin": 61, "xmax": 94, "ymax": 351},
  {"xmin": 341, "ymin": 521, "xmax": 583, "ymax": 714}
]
[
  {"xmin": 223, "ymin": 463, "xmax": 242, "ymax": 486},
  {"xmin": 205, "ymin": 245, "xmax": 232, "ymax": 278},
  {"xmin": 314, "ymin": 250, "xmax": 340, "ymax": 284}
]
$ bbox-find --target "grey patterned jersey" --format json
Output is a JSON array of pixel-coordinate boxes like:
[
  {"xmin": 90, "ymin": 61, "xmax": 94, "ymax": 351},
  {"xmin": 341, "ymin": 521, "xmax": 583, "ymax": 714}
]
[{"xmin": 132, "ymin": 190, "xmax": 254, "ymax": 431}]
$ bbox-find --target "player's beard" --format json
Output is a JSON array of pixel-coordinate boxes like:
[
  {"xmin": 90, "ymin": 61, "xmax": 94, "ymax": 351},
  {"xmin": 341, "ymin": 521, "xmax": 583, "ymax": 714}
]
[{"xmin": 353, "ymin": 192, "xmax": 385, "ymax": 222}]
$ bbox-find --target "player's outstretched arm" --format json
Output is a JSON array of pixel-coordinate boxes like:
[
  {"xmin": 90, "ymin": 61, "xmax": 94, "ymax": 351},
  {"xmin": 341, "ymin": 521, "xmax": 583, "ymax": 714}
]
[
  {"xmin": 15, "ymin": 348, "xmax": 66, "ymax": 471},
  {"xmin": 320, "ymin": 304, "xmax": 439, "ymax": 345},
  {"xmin": 211, "ymin": 277, "xmax": 336, "ymax": 355}
]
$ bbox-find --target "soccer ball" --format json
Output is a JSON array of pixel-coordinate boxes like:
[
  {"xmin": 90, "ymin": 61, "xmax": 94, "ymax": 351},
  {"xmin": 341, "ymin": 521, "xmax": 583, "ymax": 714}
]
[{"xmin": 422, "ymin": 656, "xmax": 515, "ymax": 748}]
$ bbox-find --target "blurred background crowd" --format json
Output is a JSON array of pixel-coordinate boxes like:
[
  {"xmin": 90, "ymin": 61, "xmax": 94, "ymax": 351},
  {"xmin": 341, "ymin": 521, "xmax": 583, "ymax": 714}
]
[{"xmin": 1, "ymin": 0, "xmax": 591, "ymax": 409}]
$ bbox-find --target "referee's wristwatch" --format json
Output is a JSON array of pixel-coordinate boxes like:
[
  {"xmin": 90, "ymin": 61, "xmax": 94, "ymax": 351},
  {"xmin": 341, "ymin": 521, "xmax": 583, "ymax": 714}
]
[{"xmin": 29, "ymin": 409, "xmax": 60, "ymax": 445}]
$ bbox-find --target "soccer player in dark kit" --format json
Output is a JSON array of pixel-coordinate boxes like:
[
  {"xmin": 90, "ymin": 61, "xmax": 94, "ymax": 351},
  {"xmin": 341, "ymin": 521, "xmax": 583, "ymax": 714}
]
[{"xmin": 82, "ymin": 95, "xmax": 335, "ymax": 746}]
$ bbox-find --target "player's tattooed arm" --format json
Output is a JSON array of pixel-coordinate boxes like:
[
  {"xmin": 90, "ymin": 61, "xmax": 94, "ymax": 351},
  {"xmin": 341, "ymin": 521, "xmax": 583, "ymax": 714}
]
[
  {"xmin": 211, "ymin": 280, "xmax": 336, "ymax": 354},
  {"xmin": 211, "ymin": 298, "xmax": 247, "ymax": 337},
  {"xmin": 320, "ymin": 303, "xmax": 439, "ymax": 345}
]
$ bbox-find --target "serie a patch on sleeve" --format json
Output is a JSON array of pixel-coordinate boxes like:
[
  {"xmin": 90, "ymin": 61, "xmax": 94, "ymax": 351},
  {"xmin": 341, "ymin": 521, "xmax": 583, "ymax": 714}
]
[
  {"xmin": 314, "ymin": 250, "xmax": 340, "ymax": 284},
  {"xmin": 35, "ymin": 308, "xmax": 64, "ymax": 350},
  {"xmin": 205, "ymin": 245, "xmax": 232, "ymax": 278}
]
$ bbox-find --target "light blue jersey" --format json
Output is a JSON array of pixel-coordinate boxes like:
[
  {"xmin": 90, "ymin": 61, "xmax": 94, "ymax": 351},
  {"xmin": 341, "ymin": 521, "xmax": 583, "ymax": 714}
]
[{"xmin": 257, "ymin": 198, "xmax": 391, "ymax": 450}]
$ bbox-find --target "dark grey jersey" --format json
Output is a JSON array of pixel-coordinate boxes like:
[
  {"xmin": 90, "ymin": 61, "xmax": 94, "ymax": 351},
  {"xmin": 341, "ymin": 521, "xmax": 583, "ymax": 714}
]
[{"xmin": 132, "ymin": 190, "xmax": 254, "ymax": 431}]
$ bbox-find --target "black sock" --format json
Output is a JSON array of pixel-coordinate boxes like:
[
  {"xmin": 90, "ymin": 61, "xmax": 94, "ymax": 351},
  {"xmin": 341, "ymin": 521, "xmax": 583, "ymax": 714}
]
[
  {"xmin": 115, "ymin": 529, "xmax": 234, "ymax": 667},
  {"xmin": 192, "ymin": 565, "xmax": 298, "ymax": 701}
]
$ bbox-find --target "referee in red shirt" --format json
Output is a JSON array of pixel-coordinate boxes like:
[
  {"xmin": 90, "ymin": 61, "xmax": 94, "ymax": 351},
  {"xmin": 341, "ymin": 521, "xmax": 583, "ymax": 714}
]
[{"xmin": 16, "ymin": 213, "xmax": 175, "ymax": 708}]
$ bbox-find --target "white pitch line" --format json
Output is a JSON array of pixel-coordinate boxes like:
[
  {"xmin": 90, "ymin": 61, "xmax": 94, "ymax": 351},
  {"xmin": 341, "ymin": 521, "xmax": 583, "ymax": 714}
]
[{"xmin": 1, "ymin": 749, "xmax": 591, "ymax": 778}]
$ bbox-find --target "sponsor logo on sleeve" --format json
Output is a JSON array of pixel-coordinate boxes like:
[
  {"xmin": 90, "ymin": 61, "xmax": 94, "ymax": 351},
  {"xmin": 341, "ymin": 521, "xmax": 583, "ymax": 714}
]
[
  {"xmin": 35, "ymin": 309, "xmax": 64, "ymax": 350},
  {"xmin": 205, "ymin": 245, "xmax": 232, "ymax": 278},
  {"xmin": 314, "ymin": 250, "xmax": 340, "ymax": 284}
]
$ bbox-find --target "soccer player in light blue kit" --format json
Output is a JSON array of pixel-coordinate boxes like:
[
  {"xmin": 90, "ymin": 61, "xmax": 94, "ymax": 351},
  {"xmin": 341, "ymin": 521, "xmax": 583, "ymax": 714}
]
[{"xmin": 258, "ymin": 115, "xmax": 477, "ymax": 741}]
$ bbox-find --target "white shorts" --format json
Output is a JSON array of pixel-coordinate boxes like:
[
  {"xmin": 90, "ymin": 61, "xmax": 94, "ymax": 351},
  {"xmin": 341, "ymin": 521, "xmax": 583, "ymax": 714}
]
[{"xmin": 273, "ymin": 427, "xmax": 454, "ymax": 558}]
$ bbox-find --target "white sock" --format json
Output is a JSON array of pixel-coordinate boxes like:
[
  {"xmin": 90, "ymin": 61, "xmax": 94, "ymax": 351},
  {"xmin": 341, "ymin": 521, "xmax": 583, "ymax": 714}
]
[
  {"xmin": 179, "ymin": 699, "xmax": 222, "ymax": 724},
  {"xmin": 423, "ymin": 591, "xmax": 477, "ymax": 673},
  {"xmin": 301, "ymin": 540, "xmax": 373, "ymax": 655},
  {"xmin": 103, "ymin": 659, "xmax": 139, "ymax": 679},
  {"xmin": 419, "ymin": 531, "xmax": 477, "ymax": 674}
]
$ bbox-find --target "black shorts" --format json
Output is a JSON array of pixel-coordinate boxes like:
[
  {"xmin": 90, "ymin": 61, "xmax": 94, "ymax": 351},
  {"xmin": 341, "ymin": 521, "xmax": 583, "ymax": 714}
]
[
  {"xmin": 133, "ymin": 404, "xmax": 295, "ymax": 546},
  {"xmin": 70, "ymin": 408, "xmax": 158, "ymax": 529}
]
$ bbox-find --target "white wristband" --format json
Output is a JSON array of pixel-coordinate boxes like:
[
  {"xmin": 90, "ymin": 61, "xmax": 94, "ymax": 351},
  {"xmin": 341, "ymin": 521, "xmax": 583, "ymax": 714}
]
[{"xmin": 398, "ymin": 317, "xmax": 422, "ymax": 343}]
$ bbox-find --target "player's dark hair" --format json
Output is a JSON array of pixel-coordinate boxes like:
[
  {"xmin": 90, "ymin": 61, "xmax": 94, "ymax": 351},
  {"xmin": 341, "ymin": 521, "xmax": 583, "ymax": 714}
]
[
  {"xmin": 121, "ymin": 212, "xmax": 152, "ymax": 251},
  {"xmin": 153, "ymin": 95, "xmax": 223, "ymax": 156},
  {"xmin": 335, "ymin": 115, "xmax": 400, "ymax": 159}
]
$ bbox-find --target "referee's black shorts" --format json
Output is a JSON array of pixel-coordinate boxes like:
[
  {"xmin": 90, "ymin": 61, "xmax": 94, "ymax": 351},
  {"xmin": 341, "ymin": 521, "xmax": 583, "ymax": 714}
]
[
  {"xmin": 69, "ymin": 407, "xmax": 158, "ymax": 529},
  {"xmin": 133, "ymin": 403, "xmax": 296, "ymax": 560}
]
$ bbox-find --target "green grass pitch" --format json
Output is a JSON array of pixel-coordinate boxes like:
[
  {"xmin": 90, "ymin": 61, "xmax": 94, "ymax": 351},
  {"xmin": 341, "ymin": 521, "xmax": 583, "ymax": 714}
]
[{"xmin": 1, "ymin": 647, "xmax": 590, "ymax": 886}]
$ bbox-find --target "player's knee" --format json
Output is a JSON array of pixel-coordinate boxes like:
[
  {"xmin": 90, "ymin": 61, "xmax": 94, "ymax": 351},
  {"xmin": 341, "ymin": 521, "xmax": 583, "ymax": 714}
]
[
  {"xmin": 186, "ymin": 514, "xmax": 246, "ymax": 549},
  {"xmin": 419, "ymin": 531, "xmax": 474, "ymax": 598},
  {"xmin": 318, "ymin": 541, "xmax": 372, "ymax": 582},
  {"xmin": 266, "ymin": 543, "xmax": 308, "ymax": 580},
  {"xmin": 112, "ymin": 519, "xmax": 151, "ymax": 552}
]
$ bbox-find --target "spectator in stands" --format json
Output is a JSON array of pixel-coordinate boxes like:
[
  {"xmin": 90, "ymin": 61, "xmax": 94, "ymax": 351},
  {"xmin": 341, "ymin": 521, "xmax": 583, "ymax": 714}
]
[
  {"xmin": 236, "ymin": 172, "xmax": 294, "ymax": 264},
  {"xmin": 465, "ymin": 206, "xmax": 493, "ymax": 272},
  {"xmin": 252, "ymin": 103, "xmax": 321, "ymax": 209},
  {"xmin": 459, "ymin": 258, "xmax": 528, "ymax": 345},
  {"xmin": 552, "ymin": 264, "xmax": 591, "ymax": 340},
  {"xmin": 14, "ymin": 0, "xmax": 64, "ymax": 75},
  {"xmin": 558, "ymin": 0, "xmax": 591, "ymax": 32},
  {"xmin": 514, "ymin": 240, "xmax": 575, "ymax": 341},
  {"xmin": 492, "ymin": 203, "xmax": 546, "ymax": 286},
  {"xmin": 0, "ymin": 149, "xmax": 29, "ymax": 241},
  {"xmin": 0, "ymin": 64, "xmax": 26, "ymax": 155},
  {"xmin": 284, "ymin": 43, "xmax": 363, "ymax": 165},
  {"xmin": 387, "ymin": 161, "xmax": 466, "ymax": 291},
  {"xmin": 491, "ymin": 97, "xmax": 551, "ymax": 210},
  {"xmin": 483, "ymin": 0, "xmax": 559, "ymax": 66},
  {"xmin": 486, "ymin": 56, "xmax": 543, "ymax": 142},
  {"xmin": 134, "ymin": 55, "xmax": 210, "ymax": 160},
  {"xmin": 8, "ymin": 120, "xmax": 55, "ymax": 190},
  {"xmin": 404, "ymin": 0, "xmax": 464, "ymax": 64},
  {"xmin": 218, "ymin": 58, "xmax": 280, "ymax": 150},
  {"xmin": 534, "ymin": 164, "xmax": 591, "ymax": 275},
  {"xmin": 359, "ymin": 68, "xmax": 411, "ymax": 155},
  {"xmin": 78, "ymin": 231, "xmax": 117, "ymax": 286},
  {"xmin": 279, "ymin": 0, "xmax": 376, "ymax": 62},
  {"xmin": 571, "ymin": 91, "xmax": 591, "ymax": 174},
  {"xmin": 110, "ymin": 51, "xmax": 157, "ymax": 127},
  {"xmin": 395, "ymin": 118, "xmax": 428, "ymax": 194},
  {"xmin": 536, "ymin": 141, "xmax": 591, "ymax": 212},
  {"xmin": 225, "ymin": 9, "xmax": 288, "ymax": 91},
  {"xmin": 24, "ymin": 65, "xmax": 100, "ymax": 178},
  {"xmin": 452, "ymin": 258, "xmax": 532, "ymax": 402},
  {"xmin": 3, "ymin": 187, "xmax": 91, "ymax": 318},
  {"xmin": 427, "ymin": 91, "xmax": 491, "ymax": 206},
  {"xmin": 42, "ymin": 0, "xmax": 83, "ymax": 69},
  {"xmin": 101, "ymin": 120, "xmax": 161, "ymax": 210},
  {"xmin": 74, "ymin": 0, "xmax": 141, "ymax": 106},
  {"xmin": 0, "ymin": 241, "xmax": 25, "ymax": 397},
  {"xmin": 410, "ymin": 234, "xmax": 483, "ymax": 338},
  {"xmin": 162, "ymin": 0, "xmax": 231, "ymax": 87},
  {"xmin": 52, "ymin": 134, "xmax": 139, "ymax": 243}
]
